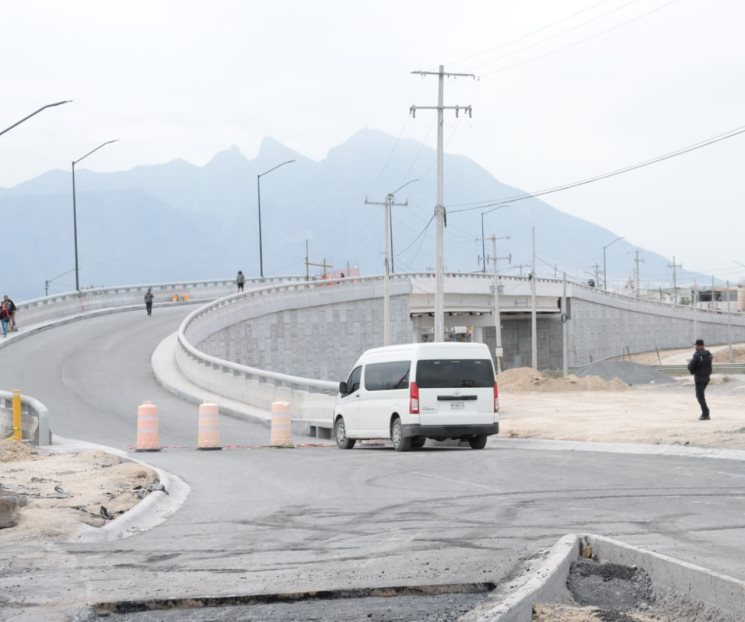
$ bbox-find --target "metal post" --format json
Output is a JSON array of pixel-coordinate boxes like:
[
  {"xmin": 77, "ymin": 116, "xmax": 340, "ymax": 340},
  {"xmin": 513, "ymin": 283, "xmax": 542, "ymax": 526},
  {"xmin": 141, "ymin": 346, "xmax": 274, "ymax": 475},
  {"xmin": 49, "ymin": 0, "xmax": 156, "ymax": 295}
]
[
  {"xmin": 12, "ymin": 389, "xmax": 22, "ymax": 442},
  {"xmin": 603, "ymin": 246, "xmax": 607, "ymax": 292},
  {"xmin": 727, "ymin": 280, "xmax": 733, "ymax": 361},
  {"xmin": 257, "ymin": 174, "xmax": 263, "ymax": 279},
  {"xmin": 72, "ymin": 161, "xmax": 80, "ymax": 291},
  {"xmin": 531, "ymin": 226, "xmax": 538, "ymax": 370},
  {"xmin": 491, "ymin": 236, "xmax": 503, "ymax": 374},
  {"xmin": 693, "ymin": 280, "xmax": 698, "ymax": 341},
  {"xmin": 562, "ymin": 273, "xmax": 568, "ymax": 377}
]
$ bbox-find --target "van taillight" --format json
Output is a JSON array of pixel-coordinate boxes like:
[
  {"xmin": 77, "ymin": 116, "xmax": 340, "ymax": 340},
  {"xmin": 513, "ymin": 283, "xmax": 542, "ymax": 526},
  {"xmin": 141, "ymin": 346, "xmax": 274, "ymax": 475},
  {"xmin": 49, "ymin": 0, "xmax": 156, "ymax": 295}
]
[
  {"xmin": 410, "ymin": 382, "xmax": 420, "ymax": 415},
  {"xmin": 493, "ymin": 382, "xmax": 499, "ymax": 413}
]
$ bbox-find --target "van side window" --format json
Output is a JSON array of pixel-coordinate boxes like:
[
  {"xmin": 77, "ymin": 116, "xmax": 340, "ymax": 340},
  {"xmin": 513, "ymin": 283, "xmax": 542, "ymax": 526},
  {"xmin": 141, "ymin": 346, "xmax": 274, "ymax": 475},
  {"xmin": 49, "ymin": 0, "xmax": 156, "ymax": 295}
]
[
  {"xmin": 364, "ymin": 361, "xmax": 410, "ymax": 391},
  {"xmin": 346, "ymin": 366, "xmax": 362, "ymax": 394},
  {"xmin": 416, "ymin": 359, "xmax": 494, "ymax": 388}
]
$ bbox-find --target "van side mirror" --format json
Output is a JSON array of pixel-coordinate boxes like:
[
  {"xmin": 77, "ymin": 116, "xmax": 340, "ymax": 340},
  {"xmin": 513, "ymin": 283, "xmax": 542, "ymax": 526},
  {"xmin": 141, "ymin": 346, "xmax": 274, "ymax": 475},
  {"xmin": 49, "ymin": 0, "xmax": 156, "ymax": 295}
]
[{"xmin": 339, "ymin": 381, "xmax": 348, "ymax": 395}]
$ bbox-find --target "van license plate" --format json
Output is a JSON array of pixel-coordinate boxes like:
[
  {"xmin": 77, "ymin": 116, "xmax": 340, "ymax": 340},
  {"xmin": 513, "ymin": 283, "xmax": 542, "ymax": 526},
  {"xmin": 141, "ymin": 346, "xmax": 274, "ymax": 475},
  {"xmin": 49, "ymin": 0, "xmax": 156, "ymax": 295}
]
[{"xmin": 450, "ymin": 401, "xmax": 465, "ymax": 410}]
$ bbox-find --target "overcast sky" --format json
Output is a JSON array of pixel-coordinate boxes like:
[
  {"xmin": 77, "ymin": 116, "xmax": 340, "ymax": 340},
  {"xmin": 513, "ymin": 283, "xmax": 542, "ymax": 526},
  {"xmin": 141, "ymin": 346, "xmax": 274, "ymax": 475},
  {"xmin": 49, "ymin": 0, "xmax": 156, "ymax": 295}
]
[{"xmin": 3, "ymin": 0, "xmax": 744, "ymax": 282}]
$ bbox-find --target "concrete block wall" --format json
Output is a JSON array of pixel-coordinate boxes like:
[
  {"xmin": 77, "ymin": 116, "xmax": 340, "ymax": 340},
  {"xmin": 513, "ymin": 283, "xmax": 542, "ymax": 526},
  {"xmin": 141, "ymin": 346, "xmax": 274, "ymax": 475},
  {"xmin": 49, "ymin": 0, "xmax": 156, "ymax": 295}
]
[
  {"xmin": 568, "ymin": 295, "xmax": 745, "ymax": 366},
  {"xmin": 198, "ymin": 294, "xmax": 413, "ymax": 382},
  {"xmin": 483, "ymin": 316, "xmax": 564, "ymax": 370}
]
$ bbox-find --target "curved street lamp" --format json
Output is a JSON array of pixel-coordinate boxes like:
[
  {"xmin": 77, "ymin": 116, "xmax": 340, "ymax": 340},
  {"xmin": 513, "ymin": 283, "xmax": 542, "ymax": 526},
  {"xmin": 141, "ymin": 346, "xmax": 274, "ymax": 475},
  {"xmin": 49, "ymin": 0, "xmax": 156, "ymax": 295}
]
[
  {"xmin": 0, "ymin": 100, "xmax": 72, "ymax": 137},
  {"xmin": 603, "ymin": 235, "xmax": 625, "ymax": 292},
  {"xmin": 72, "ymin": 139, "xmax": 119, "ymax": 291},
  {"xmin": 257, "ymin": 160, "xmax": 295, "ymax": 279}
]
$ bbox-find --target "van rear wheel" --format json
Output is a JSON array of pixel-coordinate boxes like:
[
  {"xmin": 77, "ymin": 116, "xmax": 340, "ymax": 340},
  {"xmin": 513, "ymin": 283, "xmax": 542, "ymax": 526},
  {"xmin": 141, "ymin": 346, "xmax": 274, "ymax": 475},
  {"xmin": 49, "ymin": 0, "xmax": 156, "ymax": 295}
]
[
  {"xmin": 469, "ymin": 434, "xmax": 487, "ymax": 450},
  {"xmin": 391, "ymin": 418, "xmax": 411, "ymax": 452},
  {"xmin": 334, "ymin": 417, "xmax": 355, "ymax": 449}
]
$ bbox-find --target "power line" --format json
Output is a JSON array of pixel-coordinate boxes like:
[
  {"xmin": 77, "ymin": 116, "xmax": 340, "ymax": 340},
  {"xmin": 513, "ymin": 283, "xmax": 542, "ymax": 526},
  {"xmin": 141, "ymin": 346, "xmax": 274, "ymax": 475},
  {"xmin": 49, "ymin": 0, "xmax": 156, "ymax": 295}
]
[
  {"xmin": 480, "ymin": 0, "xmax": 683, "ymax": 77},
  {"xmin": 465, "ymin": 0, "xmax": 642, "ymax": 72},
  {"xmin": 395, "ymin": 214, "xmax": 435, "ymax": 258},
  {"xmin": 448, "ymin": 121, "xmax": 745, "ymax": 214},
  {"xmin": 448, "ymin": 0, "xmax": 615, "ymax": 67}
]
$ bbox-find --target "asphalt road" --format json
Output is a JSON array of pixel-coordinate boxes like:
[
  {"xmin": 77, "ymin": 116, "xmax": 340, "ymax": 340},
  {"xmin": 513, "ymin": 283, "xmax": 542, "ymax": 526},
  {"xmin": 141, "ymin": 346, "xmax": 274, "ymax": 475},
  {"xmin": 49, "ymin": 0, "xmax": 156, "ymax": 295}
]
[{"xmin": 2, "ymin": 307, "xmax": 745, "ymax": 621}]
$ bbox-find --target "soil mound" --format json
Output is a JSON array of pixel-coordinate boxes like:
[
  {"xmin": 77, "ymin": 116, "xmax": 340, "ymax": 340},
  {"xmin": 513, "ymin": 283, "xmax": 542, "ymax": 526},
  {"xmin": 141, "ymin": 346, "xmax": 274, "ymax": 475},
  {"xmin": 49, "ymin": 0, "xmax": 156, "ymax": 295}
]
[
  {"xmin": 576, "ymin": 360, "xmax": 675, "ymax": 386},
  {"xmin": 498, "ymin": 368, "xmax": 627, "ymax": 392}
]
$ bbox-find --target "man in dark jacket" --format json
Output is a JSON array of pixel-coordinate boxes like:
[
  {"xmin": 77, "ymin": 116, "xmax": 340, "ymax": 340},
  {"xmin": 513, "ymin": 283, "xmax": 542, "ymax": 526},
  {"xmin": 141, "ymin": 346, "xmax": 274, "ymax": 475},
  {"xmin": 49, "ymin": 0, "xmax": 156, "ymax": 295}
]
[{"xmin": 688, "ymin": 338, "xmax": 713, "ymax": 420}]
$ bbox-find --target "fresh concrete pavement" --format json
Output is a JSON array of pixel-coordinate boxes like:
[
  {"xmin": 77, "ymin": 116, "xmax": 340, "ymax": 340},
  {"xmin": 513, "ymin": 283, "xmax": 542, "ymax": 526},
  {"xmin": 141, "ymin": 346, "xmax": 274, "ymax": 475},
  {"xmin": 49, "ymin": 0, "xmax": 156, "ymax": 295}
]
[{"xmin": 2, "ymin": 306, "xmax": 745, "ymax": 620}]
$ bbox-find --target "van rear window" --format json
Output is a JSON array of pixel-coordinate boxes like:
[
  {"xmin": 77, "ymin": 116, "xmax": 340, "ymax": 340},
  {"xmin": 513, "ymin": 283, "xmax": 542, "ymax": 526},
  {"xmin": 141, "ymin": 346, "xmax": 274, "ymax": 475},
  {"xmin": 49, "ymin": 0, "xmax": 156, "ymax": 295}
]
[
  {"xmin": 364, "ymin": 361, "xmax": 411, "ymax": 391},
  {"xmin": 416, "ymin": 359, "xmax": 494, "ymax": 388}
]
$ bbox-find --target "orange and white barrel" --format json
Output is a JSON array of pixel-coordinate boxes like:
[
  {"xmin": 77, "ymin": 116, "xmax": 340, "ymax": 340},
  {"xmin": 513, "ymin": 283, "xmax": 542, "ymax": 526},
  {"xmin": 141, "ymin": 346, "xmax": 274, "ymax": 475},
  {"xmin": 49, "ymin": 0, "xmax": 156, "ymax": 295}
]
[
  {"xmin": 270, "ymin": 401, "xmax": 294, "ymax": 446},
  {"xmin": 197, "ymin": 402, "xmax": 222, "ymax": 450},
  {"xmin": 136, "ymin": 401, "xmax": 160, "ymax": 452}
]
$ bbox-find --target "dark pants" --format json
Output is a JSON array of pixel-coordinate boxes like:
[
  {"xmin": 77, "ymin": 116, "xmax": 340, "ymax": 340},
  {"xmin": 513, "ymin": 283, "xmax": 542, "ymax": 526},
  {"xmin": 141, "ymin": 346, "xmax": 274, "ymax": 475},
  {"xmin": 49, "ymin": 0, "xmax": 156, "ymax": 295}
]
[
  {"xmin": 695, "ymin": 378, "xmax": 710, "ymax": 416},
  {"xmin": 146, "ymin": 302, "xmax": 153, "ymax": 316}
]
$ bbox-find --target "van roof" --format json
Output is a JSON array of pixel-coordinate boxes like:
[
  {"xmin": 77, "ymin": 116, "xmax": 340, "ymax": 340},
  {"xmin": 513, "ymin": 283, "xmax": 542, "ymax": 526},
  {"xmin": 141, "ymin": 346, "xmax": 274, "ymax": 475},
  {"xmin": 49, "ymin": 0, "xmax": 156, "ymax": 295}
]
[{"xmin": 359, "ymin": 342, "xmax": 491, "ymax": 360}]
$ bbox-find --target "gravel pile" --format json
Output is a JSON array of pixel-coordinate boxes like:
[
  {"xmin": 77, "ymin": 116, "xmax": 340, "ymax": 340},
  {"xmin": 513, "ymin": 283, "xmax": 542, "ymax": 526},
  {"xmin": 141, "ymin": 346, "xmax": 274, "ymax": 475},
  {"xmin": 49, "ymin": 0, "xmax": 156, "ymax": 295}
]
[{"xmin": 575, "ymin": 360, "xmax": 675, "ymax": 386}]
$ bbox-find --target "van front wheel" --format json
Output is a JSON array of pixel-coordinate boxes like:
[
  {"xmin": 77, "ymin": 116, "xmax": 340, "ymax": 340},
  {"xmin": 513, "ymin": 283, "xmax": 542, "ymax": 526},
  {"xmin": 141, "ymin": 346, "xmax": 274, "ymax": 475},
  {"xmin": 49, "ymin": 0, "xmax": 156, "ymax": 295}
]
[
  {"xmin": 469, "ymin": 434, "xmax": 487, "ymax": 450},
  {"xmin": 391, "ymin": 418, "xmax": 412, "ymax": 452},
  {"xmin": 334, "ymin": 417, "xmax": 355, "ymax": 449}
]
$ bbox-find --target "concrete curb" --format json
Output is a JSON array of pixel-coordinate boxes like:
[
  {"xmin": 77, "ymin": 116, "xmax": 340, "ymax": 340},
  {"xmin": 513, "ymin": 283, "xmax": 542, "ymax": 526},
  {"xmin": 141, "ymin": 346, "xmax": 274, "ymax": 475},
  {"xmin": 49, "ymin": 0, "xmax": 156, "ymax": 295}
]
[
  {"xmin": 584, "ymin": 534, "xmax": 745, "ymax": 622},
  {"xmin": 42, "ymin": 436, "xmax": 190, "ymax": 543},
  {"xmin": 459, "ymin": 534, "xmax": 579, "ymax": 622},
  {"xmin": 491, "ymin": 437, "xmax": 745, "ymax": 462}
]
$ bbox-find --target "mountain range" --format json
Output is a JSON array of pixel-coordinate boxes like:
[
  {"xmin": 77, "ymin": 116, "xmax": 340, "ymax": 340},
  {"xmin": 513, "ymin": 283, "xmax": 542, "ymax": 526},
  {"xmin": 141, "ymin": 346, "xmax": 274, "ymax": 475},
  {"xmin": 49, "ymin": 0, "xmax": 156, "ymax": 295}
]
[{"xmin": 1, "ymin": 128, "xmax": 691, "ymax": 302}]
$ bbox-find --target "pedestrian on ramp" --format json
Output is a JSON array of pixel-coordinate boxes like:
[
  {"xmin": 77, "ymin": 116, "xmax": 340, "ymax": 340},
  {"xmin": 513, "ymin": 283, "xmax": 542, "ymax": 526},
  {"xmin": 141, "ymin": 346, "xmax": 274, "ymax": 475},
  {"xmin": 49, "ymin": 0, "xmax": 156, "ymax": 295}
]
[{"xmin": 688, "ymin": 338, "xmax": 713, "ymax": 420}]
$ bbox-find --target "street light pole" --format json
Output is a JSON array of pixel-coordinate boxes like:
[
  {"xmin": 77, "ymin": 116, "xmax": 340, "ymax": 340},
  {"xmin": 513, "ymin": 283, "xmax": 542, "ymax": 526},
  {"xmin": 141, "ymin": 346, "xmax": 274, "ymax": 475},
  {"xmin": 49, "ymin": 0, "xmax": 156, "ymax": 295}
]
[
  {"xmin": 72, "ymin": 139, "xmax": 119, "ymax": 292},
  {"xmin": 602, "ymin": 235, "xmax": 625, "ymax": 292},
  {"xmin": 1, "ymin": 100, "xmax": 72, "ymax": 137},
  {"xmin": 257, "ymin": 160, "xmax": 295, "ymax": 279}
]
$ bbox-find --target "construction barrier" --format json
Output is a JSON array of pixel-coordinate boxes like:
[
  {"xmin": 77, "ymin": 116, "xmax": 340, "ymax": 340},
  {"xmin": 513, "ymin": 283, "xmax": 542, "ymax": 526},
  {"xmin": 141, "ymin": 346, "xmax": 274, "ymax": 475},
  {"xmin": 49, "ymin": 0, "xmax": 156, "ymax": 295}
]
[
  {"xmin": 197, "ymin": 402, "xmax": 221, "ymax": 450},
  {"xmin": 135, "ymin": 401, "xmax": 160, "ymax": 452},
  {"xmin": 270, "ymin": 401, "xmax": 294, "ymax": 446}
]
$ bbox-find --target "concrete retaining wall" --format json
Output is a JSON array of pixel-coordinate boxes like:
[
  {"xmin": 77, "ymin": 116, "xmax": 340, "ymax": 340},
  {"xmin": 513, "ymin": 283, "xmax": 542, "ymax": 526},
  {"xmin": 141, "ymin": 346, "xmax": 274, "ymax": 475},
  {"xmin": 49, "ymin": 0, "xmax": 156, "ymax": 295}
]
[{"xmin": 568, "ymin": 286, "xmax": 745, "ymax": 366}]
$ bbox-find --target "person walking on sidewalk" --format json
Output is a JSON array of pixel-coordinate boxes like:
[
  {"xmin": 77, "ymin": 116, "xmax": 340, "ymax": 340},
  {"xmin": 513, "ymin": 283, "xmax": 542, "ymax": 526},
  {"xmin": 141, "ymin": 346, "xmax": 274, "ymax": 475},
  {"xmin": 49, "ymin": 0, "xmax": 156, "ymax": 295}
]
[
  {"xmin": 0, "ymin": 300, "xmax": 11, "ymax": 337},
  {"xmin": 236, "ymin": 270, "xmax": 245, "ymax": 292},
  {"xmin": 3, "ymin": 295, "xmax": 17, "ymax": 331},
  {"xmin": 688, "ymin": 338, "xmax": 713, "ymax": 420},
  {"xmin": 144, "ymin": 288, "xmax": 154, "ymax": 316}
]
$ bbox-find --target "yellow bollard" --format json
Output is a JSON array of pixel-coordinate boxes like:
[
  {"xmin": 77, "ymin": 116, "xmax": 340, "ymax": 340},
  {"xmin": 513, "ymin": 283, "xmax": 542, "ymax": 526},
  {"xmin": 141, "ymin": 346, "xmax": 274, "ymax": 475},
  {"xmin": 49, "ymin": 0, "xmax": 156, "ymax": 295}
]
[
  {"xmin": 197, "ymin": 402, "xmax": 221, "ymax": 450},
  {"xmin": 270, "ymin": 401, "xmax": 294, "ymax": 447},
  {"xmin": 12, "ymin": 389, "xmax": 21, "ymax": 442},
  {"xmin": 135, "ymin": 401, "xmax": 161, "ymax": 452}
]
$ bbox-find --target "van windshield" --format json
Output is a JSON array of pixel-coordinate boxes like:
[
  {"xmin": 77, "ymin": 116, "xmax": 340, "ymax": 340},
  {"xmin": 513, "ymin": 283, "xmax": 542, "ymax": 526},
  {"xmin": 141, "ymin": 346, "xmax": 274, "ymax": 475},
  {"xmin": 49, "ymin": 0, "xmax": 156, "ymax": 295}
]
[{"xmin": 416, "ymin": 359, "xmax": 494, "ymax": 389}]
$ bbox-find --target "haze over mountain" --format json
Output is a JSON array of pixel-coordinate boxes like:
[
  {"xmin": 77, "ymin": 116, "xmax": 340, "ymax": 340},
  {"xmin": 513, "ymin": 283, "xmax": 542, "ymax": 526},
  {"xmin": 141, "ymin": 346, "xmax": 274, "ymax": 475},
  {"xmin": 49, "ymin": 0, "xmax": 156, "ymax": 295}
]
[{"xmin": 2, "ymin": 129, "xmax": 697, "ymax": 302}]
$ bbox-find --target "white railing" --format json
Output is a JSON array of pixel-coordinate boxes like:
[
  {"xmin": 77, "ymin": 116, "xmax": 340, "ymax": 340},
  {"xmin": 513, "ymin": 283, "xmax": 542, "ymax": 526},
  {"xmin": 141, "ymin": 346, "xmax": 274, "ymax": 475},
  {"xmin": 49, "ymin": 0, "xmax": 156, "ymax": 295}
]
[
  {"xmin": 16, "ymin": 276, "xmax": 303, "ymax": 326},
  {"xmin": 0, "ymin": 390, "xmax": 50, "ymax": 446},
  {"xmin": 174, "ymin": 274, "xmax": 416, "ymax": 420}
]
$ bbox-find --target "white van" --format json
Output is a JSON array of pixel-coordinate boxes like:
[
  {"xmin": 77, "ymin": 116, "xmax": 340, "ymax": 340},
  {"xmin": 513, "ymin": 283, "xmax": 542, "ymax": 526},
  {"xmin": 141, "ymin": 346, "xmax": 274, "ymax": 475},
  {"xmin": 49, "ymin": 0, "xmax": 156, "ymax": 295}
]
[{"xmin": 334, "ymin": 342, "xmax": 499, "ymax": 451}]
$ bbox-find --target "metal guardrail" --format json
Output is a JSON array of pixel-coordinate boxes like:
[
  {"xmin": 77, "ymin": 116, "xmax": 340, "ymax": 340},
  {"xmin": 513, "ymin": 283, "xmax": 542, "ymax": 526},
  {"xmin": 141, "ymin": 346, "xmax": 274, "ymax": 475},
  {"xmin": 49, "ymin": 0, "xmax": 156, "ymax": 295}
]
[
  {"xmin": 0, "ymin": 390, "xmax": 50, "ymax": 445},
  {"xmin": 654, "ymin": 364, "xmax": 745, "ymax": 376}
]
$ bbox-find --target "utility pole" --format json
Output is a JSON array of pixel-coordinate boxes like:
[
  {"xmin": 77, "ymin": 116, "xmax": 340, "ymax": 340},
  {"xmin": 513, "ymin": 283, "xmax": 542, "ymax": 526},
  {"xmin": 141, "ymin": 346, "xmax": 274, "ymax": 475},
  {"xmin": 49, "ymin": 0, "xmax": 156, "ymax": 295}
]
[
  {"xmin": 366, "ymin": 193, "xmax": 408, "ymax": 345},
  {"xmin": 632, "ymin": 250, "xmax": 645, "ymax": 297},
  {"xmin": 668, "ymin": 256, "xmax": 682, "ymax": 304},
  {"xmin": 305, "ymin": 240, "xmax": 309, "ymax": 281},
  {"xmin": 531, "ymin": 226, "xmax": 538, "ymax": 370},
  {"xmin": 411, "ymin": 65, "xmax": 474, "ymax": 342}
]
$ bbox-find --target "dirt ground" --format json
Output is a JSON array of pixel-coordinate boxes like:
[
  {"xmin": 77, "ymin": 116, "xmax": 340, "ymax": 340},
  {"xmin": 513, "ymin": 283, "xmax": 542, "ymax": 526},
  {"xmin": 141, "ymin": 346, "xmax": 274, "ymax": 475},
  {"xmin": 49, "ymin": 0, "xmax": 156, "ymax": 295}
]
[
  {"xmin": 498, "ymin": 366, "xmax": 745, "ymax": 449},
  {"xmin": 0, "ymin": 442, "xmax": 156, "ymax": 541}
]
